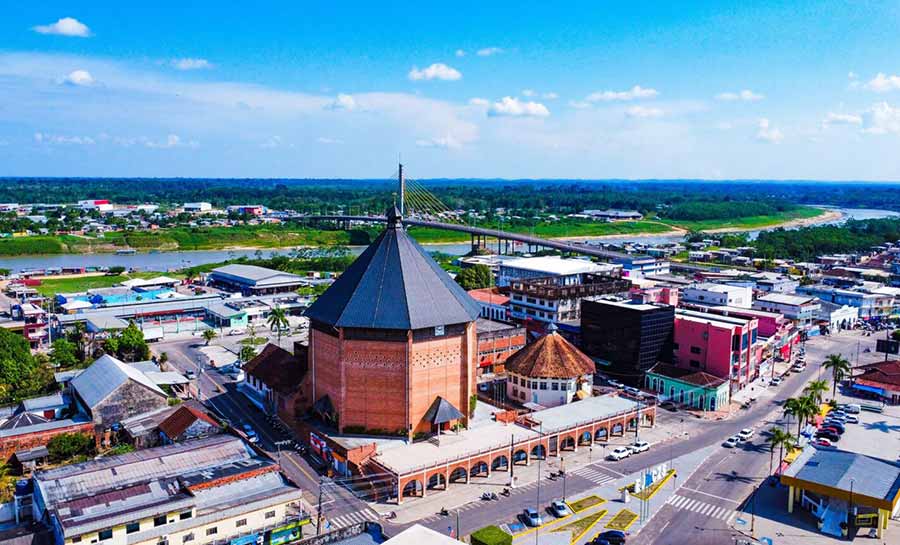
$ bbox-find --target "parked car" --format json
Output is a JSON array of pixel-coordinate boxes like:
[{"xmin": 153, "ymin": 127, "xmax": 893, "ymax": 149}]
[
  {"xmin": 228, "ymin": 329, "xmax": 244, "ymax": 336},
  {"xmin": 842, "ymin": 414, "xmax": 859, "ymax": 424},
  {"xmin": 815, "ymin": 430, "xmax": 840, "ymax": 442},
  {"xmin": 523, "ymin": 508, "xmax": 543, "ymax": 527},
  {"xmin": 841, "ymin": 404, "xmax": 861, "ymax": 414},
  {"xmin": 550, "ymin": 500, "xmax": 572, "ymax": 518},
  {"xmin": 607, "ymin": 380, "xmax": 624, "ymax": 389},
  {"xmin": 822, "ymin": 421, "xmax": 846, "ymax": 433},
  {"xmin": 659, "ymin": 400, "xmax": 678, "ymax": 412},
  {"xmin": 242, "ymin": 424, "xmax": 259, "ymax": 443},
  {"xmin": 737, "ymin": 428, "xmax": 754, "ymax": 441},
  {"xmin": 184, "ymin": 370, "xmax": 196, "ymax": 380},
  {"xmin": 723, "ymin": 436, "xmax": 740, "ymax": 448},
  {"xmin": 770, "ymin": 377, "xmax": 783, "ymax": 386},
  {"xmin": 607, "ymin": 447, "xmax": 631, "ymax": 461},
  {"xmin": 628, "ymin": 441, "xmax": 650, "ymax": 454},
  {"xmin": 820, "ymin": 425, "xmax": 844, "ymax": 436},
  {"xmin": 592, "ymin": 530, "xmax": 627, "ymax": 544},
  {"xmin": 623, "ymin": 386, "xmax": 642, "ymax": 397},
  {"xmin": 477, "ymin": 382, "xmax": 491, "ymax": 393},
  {"xmin": 813, "ymin": 438, "xmax": 836, "ymax": 449}
]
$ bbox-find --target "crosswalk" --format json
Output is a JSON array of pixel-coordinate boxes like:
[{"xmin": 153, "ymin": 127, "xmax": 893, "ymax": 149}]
[
  {"xmin": 666, "ymin": 494, "xmax": 735, "ymax": 521},
  {"xmin": 325, "ymin": 508, "xmax": 380, "ymax": 529},
  {"xmin": 570, "ymin": 466, "xmax": 618, "ymax": 486}
]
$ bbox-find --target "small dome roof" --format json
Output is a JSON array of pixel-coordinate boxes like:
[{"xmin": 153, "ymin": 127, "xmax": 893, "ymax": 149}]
[{"xmin": 505, "ymin": 330, "xmax": 595, "ymax": 379}]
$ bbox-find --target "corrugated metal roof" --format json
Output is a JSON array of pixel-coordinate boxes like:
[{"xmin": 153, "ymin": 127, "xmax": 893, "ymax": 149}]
[
  {"xmin": 21, "ymin": 392, "xmax": 66, "ymax": 411},
  {"xmin": 211, "ymin": 264, "xmax": 302, "ymax": 285},
  {"xmin": 71, "ymin": 354, "xmax": 167, "ymax": 409},
  {"xmin": 783, "ymin": 446, "xmax": 900, "ymax": 504},
  {"xmin": 305, "ymin": 208, "xmax": 480, "ymax": 330}
]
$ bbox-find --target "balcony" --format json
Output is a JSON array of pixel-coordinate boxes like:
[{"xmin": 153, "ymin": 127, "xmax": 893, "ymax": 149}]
[{"xmin": 509, "ymin": 274, "xmax": 630, "ymax": 300}]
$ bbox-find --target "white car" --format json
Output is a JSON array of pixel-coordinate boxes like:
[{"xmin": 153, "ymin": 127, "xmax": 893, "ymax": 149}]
[
  {"xmin": 628, "ymin": 441, "xmax": 650, "ymax": 454},
  {"xmin": 842, "ymin": 404, "xmax": 861, "ymax": 414},
  {"xmin": 770, "ymin": 377, "xmax": 783, "ymax": 386},
  {"xmin": 738, "ymin": 428, "xmax": 754, "ymax": 441},
  {"xmin": 842, "ymin": 414, "xmax": 859, "ymax": 424},
  {"xmin": 723, "ymin": 436, "xmax": 740, "ymax": 448},
  {"xmin": 607, "ymin": 446, "xmax": 631, "ymax": 461}
]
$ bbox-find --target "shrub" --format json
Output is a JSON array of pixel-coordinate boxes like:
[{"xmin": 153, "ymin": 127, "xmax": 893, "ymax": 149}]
[
  {"xmin": 470, "ymin": 525, "xmax": 511, "ymax": 545},
  {"xmin": 47, "ymin": 432, "xmax": 94, "ymax": 462}
]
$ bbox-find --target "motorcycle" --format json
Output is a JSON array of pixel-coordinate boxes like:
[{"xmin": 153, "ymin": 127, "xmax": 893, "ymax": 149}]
[
  {"xmin": 500, "ymin": 488, "xmax": 511, "ymax": 497},
  {"xmin": 440, "ymin": 507, "xmax": 449, "ymax": 516},
  {"xmin": 386, "ymin": 511, "xmax": 397, "ymax": 520},
  {"xmin": 490, "ymin": 492, "xmax": 498, "ymax": 501}
]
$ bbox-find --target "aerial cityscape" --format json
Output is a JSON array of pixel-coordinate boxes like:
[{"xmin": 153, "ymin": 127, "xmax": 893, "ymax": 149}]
[{"xmin": 3, "ymin": 3, "xmax": 900, "ymax": 545}]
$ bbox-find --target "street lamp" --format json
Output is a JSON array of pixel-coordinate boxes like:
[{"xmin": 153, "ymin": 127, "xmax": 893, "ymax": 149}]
[{"xmin": 535, "ymin": 422, "xmax": 543, "ymax": 545}]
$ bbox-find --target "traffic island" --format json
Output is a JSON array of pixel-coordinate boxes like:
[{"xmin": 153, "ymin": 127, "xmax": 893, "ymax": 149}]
[
  {"xmin": 620, "ymin": 469, "xmax": 676, "ymax": 501},
  {"xmin": 568, "ymin": 495, "xmax": 606, "ymax": 513},
  {"xmin": 604, "ymin": 508, "xmax": 639, "ymax": 531},
  {"xmin": 551, "ymin": 509, "xmax": 608, "ymax": 543}
]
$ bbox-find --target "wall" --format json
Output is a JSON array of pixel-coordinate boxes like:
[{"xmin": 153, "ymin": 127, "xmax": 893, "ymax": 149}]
[
  {"xmin": 340, "ymin": 337, "xmax": 408, "ymax": 434},
  {"xmin": 0, "ymin": 421, "xmax": 94, "ymax": 463},
  {"xmin": 91, "ymin": 382, "xmax": 168, "ymax": 428},
  {"xmin": 673, "ymin": 318, "xmax": 735, "ymax": 381},
  {"xmin": 407, "ymin": 324, "xmax": 474, "ymax": 435}
]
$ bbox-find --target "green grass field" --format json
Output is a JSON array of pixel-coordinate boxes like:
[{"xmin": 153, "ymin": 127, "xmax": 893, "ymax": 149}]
[
  {"xmin": 35, "ymin": 272, "xmax": 181, "ymax": 296},
  {"xmin": 661, "ymin": 206, "xmax": 825, "ymax": 231}
]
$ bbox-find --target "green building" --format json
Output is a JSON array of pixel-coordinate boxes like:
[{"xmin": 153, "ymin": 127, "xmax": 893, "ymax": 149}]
[{"xmin": 645, "ymin": 363, "xmax": 729, "ymax": 412}]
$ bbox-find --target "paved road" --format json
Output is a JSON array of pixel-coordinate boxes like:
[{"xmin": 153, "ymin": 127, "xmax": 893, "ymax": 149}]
[
  {"xmin": 630, "ymin": 332, "xmax": 883, "ymax": 545},
  {"xmin": 154, "ymin": 339, "xmax": 380, "ymax": 532}
]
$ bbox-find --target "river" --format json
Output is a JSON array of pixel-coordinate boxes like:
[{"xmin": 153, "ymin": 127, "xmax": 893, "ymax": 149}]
[{"xmin": 1, "ymin": 207, "xmax": 896, "ymax": 273}]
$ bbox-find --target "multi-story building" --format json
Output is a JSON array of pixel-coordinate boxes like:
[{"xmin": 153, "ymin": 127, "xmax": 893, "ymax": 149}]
[
  {"xmin": 467, "ymin": 287, "xmax": 509, "ymax": 321},
  {"xmin": 682, "ymin": 283, "xmax": 753, "ymax": 309},
  {"xmin": 581, "ymin": 299, "xmax": 675, "ymax": 386},
  {"xmin": 612, "ymin": 255, "xmax": 670, "ymax": 279},
  {"xmin": 9, "ymin": 303, "xmax": 49, "ymax": 349},
  {"xmin": 672, "ymin": 309, "xmax": 760, "ymax": 394},
  {"xmin": 497, "ymin": 256, "xmax": 617, "ymax": 287},
  {"xmin": 704, "ymin": 305, "xmax": 798, "ymax": 364},
  {"xmin": 752, "ymin": 293, "xmax": 821, "ymax": 331},
  {"xmin": 29, "ymin": 435, "xmax": 306, "ymax": 545},
  {"xmin": 796, "ymin": 284, "xmax": 894, "ymax": 321},
  {"xmin": 508, "ymin": 273, "xmax": 631, "ymax": 325},
  {"xmin": 183, "ymin": 202, "xmax": 212, "ymax": 213},
  {"xmin": 474, "ymin": 318, "xmax": 526, "ymax": 380}
]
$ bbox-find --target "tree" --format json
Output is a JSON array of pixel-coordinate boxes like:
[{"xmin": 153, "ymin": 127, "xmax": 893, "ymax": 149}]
[
  {"xmin": 892, "ymin": 330, "xmax": 900, "ymax": 342},
  {"xmin": 239, "ymin": 344, "xmax": 257, "ymax": 363},
  {"xmin": 822, "ymin": 353, "xmax": 851, "ymax": 400},
  {"xmin": 803, "ymin": 379, "xmax": 829, "ymax": 406},
  {"xmin": 766, "ymin": 428, "xmax": 797, "ymax": 475},
  {"xmin": 47, "ymin": 432, "xmax": 94, "ymax": 462},
  {"xmin": 784, "ymin": 396, "xmax": 817, "ymax": 437},
  {"xmin": 49, "ymin": 338, "xmax": 79, "ymax": 368},
  {"xmin": 118, "ymin": 322, "xmax": 150, "ymax": 361},
  {"xmin": 67, "ymin": 322, "xmax": 89, "ymax": 362},
  {"xmin": 455, "ymin": 264, "xmax": 493, "ymax": 291},
  {"xmin": 107, "ymin": 266, "xmax": 126, "ymax": 275},
  {"xmin": 0, "ymin": 328, "xmax": 52, "ymax": 404},
  {"xmin": 202, "ymin": 329, "xmax": 218, "ymax": 346},
  {"xmin": 267, "ymin": 307, "xmax": 289, "ymax": 347}
]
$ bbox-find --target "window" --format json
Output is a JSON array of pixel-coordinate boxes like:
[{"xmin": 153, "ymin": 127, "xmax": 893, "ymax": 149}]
[
  {"xmin": 179, "ymin": 511, "xmax": 192, "ymax": 520},
  {"xmin": 551, "ymin": 382, "xmax": 559, "ymax": 391},
  {"xmin": 206, "ymin": 528, "xmax": 217, "ymax": 537},
  {"xmin": 539, "ymin": 381, "xmax": 548, "ymax": 390},
  {"xmin": 126, "ymin": 523, "xmax": 140, "ymax": 534},
  {"xmin": 236, "ymin": 519, "xmax": 247, "ymax": 528},
  {"xmin": 265, "ymin": 511, "xmax": 276, "ymax": 519},
  {"xmin": 690, "ymin": 346, "xmax": 702, "ymax": 355},
  {"xmin": 72, "ymin": 539, "xmax": 82, "ymax": 544},
  {"xmin": 690, "ymin": 360, "xmax": 700, "ymax": 368},
  {"xmin": 99, "ymin": 530, "xmax": 113, "ymax": 541},
  {"xmin": 154, "ymin": 516, "xmax": 167, "ymax": 528},
  {"xmin": 182, "ymin": 534, "xmax": 194, "ymax": 544}
]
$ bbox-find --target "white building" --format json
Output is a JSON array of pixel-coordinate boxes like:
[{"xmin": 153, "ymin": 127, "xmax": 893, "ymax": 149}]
[
  {"xmin": 753, "ymin": 293, "xmax": 821, "ymax": 331},
  {"xmin": 498, "ymin": 256, "xmax": 617, "ymax": 287},
  {"xmin": 184, "ymin": 202, "xmax": 213, "ymax": 212},
  {"xmin": 682, "ymin": 283, "xmax": 753, "ymax": 308}
]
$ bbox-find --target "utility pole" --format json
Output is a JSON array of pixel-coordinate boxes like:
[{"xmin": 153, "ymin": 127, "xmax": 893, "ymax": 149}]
[
  {"xmin": 535, "ymin": 423, "xmax": 543, "ymax": 545},
  {"xmin": 316, "ymin": 478, "xmax": 324, "ymax": 535},
  {"xmin": 509, "ymin": 434, "xmax": 515, "ymax": 487}
]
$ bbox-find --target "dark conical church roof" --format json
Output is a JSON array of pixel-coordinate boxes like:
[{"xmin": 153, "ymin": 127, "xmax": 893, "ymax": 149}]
[{"xmin": 305, "ymin": 208, "xmax": 481, "ymax": 330}]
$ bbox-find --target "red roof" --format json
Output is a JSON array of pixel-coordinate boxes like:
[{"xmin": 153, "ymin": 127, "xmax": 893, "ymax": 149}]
[
  {"xmin": 504, "ymin": 330, "xmax": 595, "ymax": 379},
  {"xmin": 467, "ymin": 287, "xmax": 509, "ymax": 306},
  {"xmin": 244, "ymin": 343, "xmax": 307, "ymax": 395},
  {"xmin": 158, "ymin": 402, "xmax": 220, "ymax": 439},
  {"xmin": 853, "ymin": 360, "xmax": 900, "ymax": 387}
]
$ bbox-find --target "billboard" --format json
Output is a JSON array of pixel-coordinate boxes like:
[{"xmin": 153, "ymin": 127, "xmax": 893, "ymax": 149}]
[{"xmin": 876, "ymin": 339, "xmax": 900, "ymax": 355}]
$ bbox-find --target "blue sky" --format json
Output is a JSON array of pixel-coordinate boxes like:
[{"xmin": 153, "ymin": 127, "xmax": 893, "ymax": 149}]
[{"xmin": 3, "ymin": 1, "xmax": 900, "ymax": 179}]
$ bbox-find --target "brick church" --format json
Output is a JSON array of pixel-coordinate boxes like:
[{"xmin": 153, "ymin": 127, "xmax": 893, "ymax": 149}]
[{"xmin": 305, "ymin": 207, "xmax": 482, "ymax": 440}]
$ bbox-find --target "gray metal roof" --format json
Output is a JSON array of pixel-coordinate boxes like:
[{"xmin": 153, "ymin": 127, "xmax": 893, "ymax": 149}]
[
  {"xmin": 71, "ymin": 354, "xmax": 167, "ymax": 409},
  {"xmin": 422, "ymin": 397, "xmax": 464, "ymax": 426},
  {"xmin": 211, "ymin": 264, "xmax": 302, "ymax": 286},
  {"xmin": 305, "ymin": 209, "xmax": 480, "ymax": 330},
  {"xmin": 21, "ymin": 392, "xmax": 66, "ymax": 411},
  {"xmin": 783, "ymin": 446, "xmax": 900, "ymax": 504}
]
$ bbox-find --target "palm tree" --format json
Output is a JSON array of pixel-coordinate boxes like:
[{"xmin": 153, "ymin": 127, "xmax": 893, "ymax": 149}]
[
  {"xmin": 202, "ymin": 329, "xmax": 217, "ymax": 346},
  {"xmin": 767, "ymin": 428, "xmax": 797, "ymax": 474},
  {"xmin": 784, "ymin": 395, "xmax": 817, "ymax": 437},
  {"xmin": 804, "ymin": 379, "xmax": 829, "ymax": 406},
  {"xmin": 822, "ymin": 354, "xmax": 851, "ymax": 401},
  {"xmin": 267, "ymin": 307, "xmax": 289, "ymax": 347}
]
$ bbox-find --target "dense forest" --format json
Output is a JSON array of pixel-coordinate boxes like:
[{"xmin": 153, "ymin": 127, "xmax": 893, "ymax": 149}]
[
  {"xmin": 2, "ymin": 178, "xmax": 897, "ymax": 217},
  {"xmin": 753, "ymin": 217, "xmax": 900, "ymax": 261}
]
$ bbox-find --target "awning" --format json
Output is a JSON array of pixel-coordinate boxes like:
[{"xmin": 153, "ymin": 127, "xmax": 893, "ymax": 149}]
[
  {"xmin": 852, "ymin": 383, "xmax": 885, "ymax": 396},
  {"xmin": 422, "ymin": 396, "xmax": 464, "ymax": 426}
]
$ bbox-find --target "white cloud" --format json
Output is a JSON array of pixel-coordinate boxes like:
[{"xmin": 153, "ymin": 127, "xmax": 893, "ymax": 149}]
[
  {"xmin": 415, "ymin": 135, "xmax": 462, "ymax": 149},
  {"xmin": 522, "ymin": 89, "xmax": 558, "ymax": 100},
  {"xmin": 316, "ymin": 137, "xmax": 343, "ymax": 145},
  {"xmin": 455, "ymin": 49, "xmax": 466, "ymax": 57},
  {"xmin": 34, "ymin": 132, "xmax": 95, "ymax": 145},
  {"xmin": 260, "ymin": 136, "xmax": 282, "ymax": 148},
  {"xmin": 145, "ymin": 134, "xmax": 197, "ymax": 149},
  {"xmin": 715, "ymin": 89, "xmax": 764, "ymax": 102},
  {"xmin": 328, "ymin": 93, "xmax": 357, "ymax": 110},
  {"xmin": 170, "ymin": 58, "xmax": 213, "ymax": 71},
  {"xmin": 407, "ymin": 63, "xmax": 461, "ymax": 81},
  {"xmin": 32, "ymin": 17, "xmax": 91, "ymax": 37},
  {"xmin": 487, "ymin": 97, "xmax": 550, "ymax": 118},
  {"xmin": 542, "ymin": 92, "xmax": 559, "ymax": 100},
  {"xmin": 625, "ymin": 106, "xmax": 664, "ymax": 118},
  {"xmin": 468, "ymin": 97, "xmax": 489, "ymax": 107},
  {"xmin": 862, "ymin": 102, "xmax": 900, "ymax": 134},
  {"xmin": 864, "ymin": 73, "xmax": 900, "ymax": 93},
  {"xmin": 848, "ymin": 71, "xmax": 858, "ymax": 80},
  {"xmin": 568, "ymin": 100, "xmax": 592, "ymax": 110},
  {"xmin": 823, "ymin": 112, "xmax": 862, "ymax": 126},
  {"xmin": 476, "ymin": 47, "xmax": 504, "ymax": 57},
  {"xmin": 586, "ymin": 85, "xmax": 658, "ymax": 102},
  {"xmin": 756, "ymin": 118, "xmax": 784, "ymax": 143},
  {"xmin": 522, "ymin": 89, "xmax": 535, "ymax": 97},
  {"xmin": 62, "ymin": 69, "xmax": 94, "ymax": 86}
]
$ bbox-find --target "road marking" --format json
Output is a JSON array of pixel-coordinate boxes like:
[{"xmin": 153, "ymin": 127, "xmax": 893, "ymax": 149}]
[
  {"xmin": 677, "ymin": 486, "xmax": 743, "ymax": 504},
  {"xmin": 667, "ymin": 494, "xmax": 734, "ymax": 521}
]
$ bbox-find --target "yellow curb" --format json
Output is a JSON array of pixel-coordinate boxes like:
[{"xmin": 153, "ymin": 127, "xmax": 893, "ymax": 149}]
[
  {"xmin": 513, "ymin": 511, "xmax": 572, "ymax": 538},
  {"xmin": 567, "ymin": 495, "xmax": 606, "ymax": 514},
  {"xmin": 641, "ymin": 470, "xmax": 676, "ymax": 501},
  {"xmin": 570, "ymin": 509, "xmax": 607, "ymax": 544},
  {"xmin": 604, "ymin": 508, "xmax": 638, "ymax": 531}
]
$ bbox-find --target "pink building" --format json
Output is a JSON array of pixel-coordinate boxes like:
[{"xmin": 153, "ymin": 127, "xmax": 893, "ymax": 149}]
[
  {"xmin": 673, "ymin": 309, "xmax": 759, "ymax": 394},
  {"xmin": 630, "ymin": 286, "xmax": 679, "ymax": 306},
  {"xmin": 705, "ymin": 305, "xmax": 799, "ymax": 362}
]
